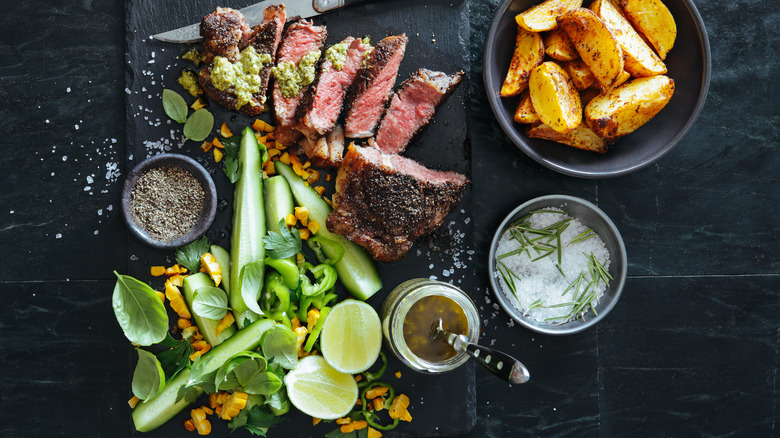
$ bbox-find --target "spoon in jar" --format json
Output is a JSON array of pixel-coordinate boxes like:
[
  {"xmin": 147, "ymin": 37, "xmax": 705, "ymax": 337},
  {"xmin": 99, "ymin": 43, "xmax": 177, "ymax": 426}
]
[{"xmin": 430, "ymin": 318, "xmax": 530, "ymax": 384}]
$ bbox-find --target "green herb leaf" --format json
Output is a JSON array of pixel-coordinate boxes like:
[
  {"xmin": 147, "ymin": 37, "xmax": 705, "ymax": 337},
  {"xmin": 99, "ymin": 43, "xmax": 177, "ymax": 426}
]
[
  {"xmin": 244, "ymin": 371, "xmax": 282, "ymax": 395},
  {"xmin": 229, "ymin": 404, "xmax": 285, "ymax": 435},
  {"xmin": 261, "ymin": 324, "xmax": 299, "ymax": 370},
  {"xmin": 263, "ymin": 220, "xmax": 302, "ymax": 259},
  {"xmin": 156, "ymin": 333, "xmax": 194, "ymax": 381},
  {"xmin": 132, "ymin": 348, "xmax": 165, "ymax": 400},
  {"xmin": 192, "ymin": 286, "xmax": 231, "ymax": 320},
  {"xmin": 240, "ymin": 260, "xmax": 266, "ymax": 315},
  {"xmin": 112, "ymin": 272, "xmax": 168, "ymax": 346},
  {"xmin": 175, "ymin": 236, "xmax": 210, "ymax": 273},
  {"xmin": 162, "ymin": 89, "xmax": 188, "ymax": 123},
  {"xmin": 221, "ymin": 135, "xmax": 241, "ymax": 183},
  {"xmin": 183, "ymin": 108, "xmax": 214, "ymax": 142},
  {"xmin": 264, "ymin": 382, "xmax": 290, "ymax": 413},
  {"xmin": 177, "ymin": 354, "xmax": 217, "ymax": 403}
]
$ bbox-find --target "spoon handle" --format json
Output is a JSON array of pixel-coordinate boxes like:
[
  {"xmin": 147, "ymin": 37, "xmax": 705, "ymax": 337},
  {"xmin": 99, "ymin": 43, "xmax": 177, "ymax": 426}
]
[{"xmin": 451, "ymin": 335, "xmax": 530, "ymax": 384}]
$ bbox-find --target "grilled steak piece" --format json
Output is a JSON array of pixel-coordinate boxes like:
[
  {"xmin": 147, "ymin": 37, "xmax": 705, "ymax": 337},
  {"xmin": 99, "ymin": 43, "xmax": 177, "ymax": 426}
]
[
  {"xmin": 272, "ymin": 19, "xmax": 327, "ymax": 146},
  {"xmin": 344, "ymin": 34, "xmax": 408, "ymax": 138},
  {"xmin": 327, "ymin": 144, "xmax": 468, "ymax": 262},
  {"xmin": 200, "ymin": 7, "xmax": 253, "ymax": 65},
  {"xmin": 198, "ymin": 5, "xmax": 286, "ymax": 116},
  {"xmin": 373, "ymin": 69, "xmax": 464, "ymax": 154},
  {"xmin": 299, "ymin": 124, "xmax": 346, "ymax": 168},
  {"xmin": 298, "ymin": 37, "xmax": 373, "ymax": 140}
]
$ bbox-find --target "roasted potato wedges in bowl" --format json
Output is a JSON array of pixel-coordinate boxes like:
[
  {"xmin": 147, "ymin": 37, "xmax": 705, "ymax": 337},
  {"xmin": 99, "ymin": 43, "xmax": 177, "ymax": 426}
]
[{"xmin": 483, "ymin": 0, "xmax": 710, "ymax": 178}]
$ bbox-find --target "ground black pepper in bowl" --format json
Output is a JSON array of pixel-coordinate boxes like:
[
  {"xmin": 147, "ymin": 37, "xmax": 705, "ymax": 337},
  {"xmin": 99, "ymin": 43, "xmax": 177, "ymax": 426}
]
[
  {"xmin": 121, "ymin": 153, "xmax": 217, "ymax": 250},
  {"xmin": 130, "ymin": 166, "xmax": 205, "ymax": 242}
]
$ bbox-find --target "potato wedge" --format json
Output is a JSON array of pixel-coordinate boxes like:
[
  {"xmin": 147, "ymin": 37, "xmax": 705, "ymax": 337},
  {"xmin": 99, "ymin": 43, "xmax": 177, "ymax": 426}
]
[
  {"xmin": 585, "ymin": 75, "xmax": 674, "ymax": 140},
  {"xmin": 591, "ymin": 0, "xmax": 666, "ymax": 77},
  {"xmin": 528, "ymin": 61, "xmax": 582, "ymax": 134},
  {"xmin": 527, "ymin": 121, "xmax": 608, "ymax": 154},
  {"xmin": 514, "ymin": 90, "xmax": 540, "ymax": 124},
  {"xmin": 544, "ymin": 28, "xmax": 578, "ymax": 61},
  {"xmin": 557, "ymin": 8, "xmax": 624, "ymax": 93},
  {"xmin": 563, "ymin": 59, "xmax": 595, "ymax": 90},
  {"xmin": 515, "ymin": 0, "xmax": 583, "ymax": 32},
  {"xmin": 500, "ymin": 25, "xmax": 545, "ymax": 97},
  {"xmin": 620, "ymin": 0, "xmax": 677, "ymax": 60},
  {"xmin": 615, "ymin": 69, "xmax": 631, "ymax": 87}
]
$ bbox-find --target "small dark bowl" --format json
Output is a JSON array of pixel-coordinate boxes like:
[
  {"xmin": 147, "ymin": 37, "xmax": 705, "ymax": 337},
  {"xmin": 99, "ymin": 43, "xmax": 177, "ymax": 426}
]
[
  {"xmin": 483, "ymin": 0, "xmax": 711, "ymax": 178},
  {"xmin": 121, "ymin": 153, "xmax": 217, "ymax": 250},
  {"xmin": 488, "ymin": 195, "xmax": 627, "ymax": 335}
]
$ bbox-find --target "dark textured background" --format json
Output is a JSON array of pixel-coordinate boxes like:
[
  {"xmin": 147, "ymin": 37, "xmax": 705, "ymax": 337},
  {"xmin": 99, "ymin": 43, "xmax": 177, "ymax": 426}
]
[{"xmin": 1, "ymin": 0, "xmax": 778, "ymax": 437}]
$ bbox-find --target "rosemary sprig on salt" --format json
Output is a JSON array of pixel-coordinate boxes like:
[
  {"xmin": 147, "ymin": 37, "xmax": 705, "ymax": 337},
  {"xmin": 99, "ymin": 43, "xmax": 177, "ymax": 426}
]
[{"xmin": 494, "ymin": 208, "xmax": 611, "ymax": 324}]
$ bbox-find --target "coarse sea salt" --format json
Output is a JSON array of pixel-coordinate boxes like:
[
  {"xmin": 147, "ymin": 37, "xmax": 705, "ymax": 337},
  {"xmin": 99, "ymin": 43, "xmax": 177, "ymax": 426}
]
[{"xmin": 494, "ymin": 208, "xmax": 611, "ymax": 324}]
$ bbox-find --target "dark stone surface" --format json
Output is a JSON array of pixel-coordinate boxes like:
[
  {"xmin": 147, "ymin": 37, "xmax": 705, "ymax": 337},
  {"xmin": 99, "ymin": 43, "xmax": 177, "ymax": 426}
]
[{"xmin": 0, "ymin": 0, "xmax": 778, "ymax": 437}]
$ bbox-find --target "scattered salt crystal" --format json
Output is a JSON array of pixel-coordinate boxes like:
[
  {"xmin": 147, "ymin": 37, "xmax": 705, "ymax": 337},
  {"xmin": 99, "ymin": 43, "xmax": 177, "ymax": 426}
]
[{"xmin": 55, "ymin": 233, "xmax": 62, "ymax": 239}]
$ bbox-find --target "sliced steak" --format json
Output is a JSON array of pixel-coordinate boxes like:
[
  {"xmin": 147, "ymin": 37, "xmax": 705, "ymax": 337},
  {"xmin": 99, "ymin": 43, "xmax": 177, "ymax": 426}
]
[
  {"xmin": 198, "ymin": 5, "xmax": 286, "ymax": 116},
  {"xmin": 200, "ymin": 7, "xmax": 252, "ymax": 65},
  {"xmin": 373, "ymin": 69, "xmax": 464, "ymax": 154},
  {"xmin": 272, "ymin": 19, "xmax": 327, "ymax": 146},
  {"xmin": 327, "ymin": 145, "xmax": 467, "ymax": 262},
  {"xmin": 299, "ymin": 124, "xmax": 346, "ymax": 168},
  {"xmin": 298, "ymin": 37, "xmax": 373, "ymax": 139},
  {"xmin": 344, "ymin": 34, "xmax": 408, "ymax": 138}
]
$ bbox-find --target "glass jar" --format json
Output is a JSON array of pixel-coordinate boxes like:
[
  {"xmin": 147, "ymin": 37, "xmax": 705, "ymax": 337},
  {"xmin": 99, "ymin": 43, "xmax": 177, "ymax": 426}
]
[{"xmin": 380, "ymin": 278, "xmax": 480, "ymax": 374}]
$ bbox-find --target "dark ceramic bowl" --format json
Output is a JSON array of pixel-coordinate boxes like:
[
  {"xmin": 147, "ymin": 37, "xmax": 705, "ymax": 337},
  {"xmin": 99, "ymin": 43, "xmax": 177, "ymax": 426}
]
[
  {"xmin": 483, "ymin": 0, "xmax": 711, "ymax": 178},
  {"xmin": 121, "ymin": 153, "xmax": 217, "ymax": 250},
  {"xmin": 488, "ymin": 195, "xmax": 627, "ymax": 335}
]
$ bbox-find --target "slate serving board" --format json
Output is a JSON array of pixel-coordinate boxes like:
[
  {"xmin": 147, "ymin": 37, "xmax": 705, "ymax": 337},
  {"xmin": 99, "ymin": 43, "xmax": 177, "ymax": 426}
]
[{"xmin": 124, "ymin": 0, "xmax": 475, "ymax": 436}]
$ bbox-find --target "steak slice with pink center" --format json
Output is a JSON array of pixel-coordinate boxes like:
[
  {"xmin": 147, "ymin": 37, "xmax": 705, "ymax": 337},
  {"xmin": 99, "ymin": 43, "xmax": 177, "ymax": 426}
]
[
  {"xmin": 373, "ymin": 69, "xmax": 464, "ymax": 154},
  {"xmin": 298, "ymin": 37, "xmax": 373, "ymax": 140},
  {"xmin": 326, "ymin": 144, "xmax": 468, "ymax": 262},
  {"xmin": 344, "ymin": 34, "xmax": 408, "ymax": 139}
]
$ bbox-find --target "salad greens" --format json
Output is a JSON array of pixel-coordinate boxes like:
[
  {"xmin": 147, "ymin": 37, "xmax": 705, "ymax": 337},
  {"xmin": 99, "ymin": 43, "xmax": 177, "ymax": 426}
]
[
  {"xmin": 261, "ymin": 325, "xmax": 299, "ymax": 370},
  {"xmin": 162, "ymin": 89, "xmax": 188, "ymax": 124},
  {"xmin": 132, "ymin": 348, "xmax": 165, "ymax": 401},
  {"xmin": 192, "ymin": 286, "xmax": 231, "ymax": 320},
  {"xmin": 156, "ymin": 333, "xmax": 194, "ymax": 380},
  {"xmin": 112, "ymin": 271, "xmax": 168, "ymax": 346},
  {"xmin": 175, "ymin": 236, "xmax": 210, "ymax": 273},
  {"xmin": 263, "ymin": 219, "xmax": 302, "ymax": 259}
]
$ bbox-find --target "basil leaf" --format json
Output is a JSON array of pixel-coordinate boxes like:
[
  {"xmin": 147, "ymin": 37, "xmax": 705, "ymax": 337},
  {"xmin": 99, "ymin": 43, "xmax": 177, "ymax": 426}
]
[
  {"xmin": 162, "ymin": 89, "xmax": 188, "ymax": 124},
  {"xmin": 175, "ymin": 236, "xmax": 210, "ymax": 273},
  {"xmin": 112, "ymin": 271, "xmax": 168, "ymax": 346},
  {"xmin": 244, "ymin": 371, "xmax": 282, "ymax": 395},
  {"xmin": 183, "ymin": 108, "xmax": 214, "ymax": 142},
  {"xmin": 132, "ymin": 348, "xmax": 165, "ymax": 400},
  {"xmin": 240, "ymin": 260, "xmax": 266, "ymax": 315},
  {"xmin": 157, "ymin": 333, "xmax": 194, "ymax": 381},
  {"xmin": 193, "ymin": 286, "xmax": 230, "ymax": 320},
  {"xmin": 233, "ymin": 354, "xmax": 268, "ymax": 387},
  {"xmin": 177, "ymin": 355, "xmax": 217, "ymax": 403},
  {"xmin": 215, "ymin": 351, "xmax": 255, "ymax": 390},
  {"xmin": 261, "ymin": 324, "xmax": 298, "ymax": 370}
]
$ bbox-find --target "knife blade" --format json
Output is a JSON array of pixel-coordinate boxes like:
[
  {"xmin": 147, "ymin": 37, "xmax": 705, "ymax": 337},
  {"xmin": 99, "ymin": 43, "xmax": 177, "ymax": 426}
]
[{"xmin": 152, "ymin": 0, "xmax": 365, "ymax": 44}]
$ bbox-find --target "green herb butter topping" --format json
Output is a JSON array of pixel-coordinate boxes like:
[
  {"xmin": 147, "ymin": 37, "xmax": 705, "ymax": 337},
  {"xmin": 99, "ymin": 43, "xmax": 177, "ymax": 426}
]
[
  {"xmin": 210, "ymin": 46, "xmax": 272, "ymax": 109},
  {"xmin": 272, "ymin": 50, "xmax": 321, "ymax": 98},
  {"xmin": 325, "ymin": 42, "xmax": 349, "ymax": 71},
  {"xmin": 182, "ymin": 48, "xmax": 202, "ymax": 67},
  {"xmin": 177, "ymin": 70, "xmax": 202, "ymax": 97}
]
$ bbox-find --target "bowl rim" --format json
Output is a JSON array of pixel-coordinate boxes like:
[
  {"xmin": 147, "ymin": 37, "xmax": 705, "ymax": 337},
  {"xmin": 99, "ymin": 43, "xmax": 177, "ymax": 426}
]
[
  {"xmin": 487, "ymin": 194, "xmax": 628, "ymax": 335},
  {"xmin": 121, "ymin": 153, "xmax": 217, "ymax": 250},
  {"xmin": 482, "ymin": 0, "xmax": 712, "ymax": 178}
]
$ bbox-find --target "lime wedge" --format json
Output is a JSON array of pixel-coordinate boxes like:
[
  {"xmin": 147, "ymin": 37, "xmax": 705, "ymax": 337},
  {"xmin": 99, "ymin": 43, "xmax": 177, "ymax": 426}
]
[
  {"xmin": 320, "ymin": 299, "xmax": 382, "ymax": 374},
  {"xmin": 284, "ymin": 355, "xmax": 358, "ymax": 420}
]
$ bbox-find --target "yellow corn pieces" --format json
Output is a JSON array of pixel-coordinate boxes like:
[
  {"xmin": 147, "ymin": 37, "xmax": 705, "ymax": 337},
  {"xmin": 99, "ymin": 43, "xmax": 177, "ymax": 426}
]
[
  {"xmin": 306, "ymin": 169, "xmax": 321, "ymax": 184},
  {"xmin": 166, "ymin": 265, "xmax": 183, "ymax": 276},
  {"xmin": 221, "ymin": 391, "xmax": 248, "ymax": 420},
  {"xmin": 312, "ymin": 418, "xmax": 322, "ymax": 426},
  {"xmin": 216, "ymin": 312, "xmax": 235, "ymax": 336},
  {"xmin": 373, "ymin": 397, "xmax": 384, "ymax": 411},
  {"xmin": 263, "ymin": 160, "xmax": 276, "ymax": 176},
  {"xmin": 150, "ymin": 266, "xmax": 166, "ymax": 277},
  {"xmin": 314, "ymin": 186, "xmax": 326, "ymax": 195},
  {"xmin": 298, "ymin": 227, "xmax": 311, "ymax": 240},
  {"xmin": 201, "ymin": 141, "xmax": 213, "ymax": 153},
  {"xmin": 200, "ymin": 252, "xmax": 222, "ymax": 286},
  {"xmin": 285, "ymin": 214, "xmax": 298, "ymax": 227},
  {"xmin": 367, "ymin": 427, "xmax": 383, "ymax": 438},
  {"xmin": 128, "ymin": 396, "xmax": 140, "ymax": 408},
  {"xmin": 294, "ymin": 206, "xmax": 309, "ymax": 226},
  {"xmin": 214, "ymin": 148, "xmax": 224, "ymax": 163},
  {"xmin": 190, "ymin": 408, "xmax": 212, "ymax": 435},
  {"xmin": 252, "ymin": 119, "xmax": 275, "ymax": 132},
  {"xmin": 169, "ymin": 274, "xmax": 184, "ymax": 287},
  {"xmin": 353, "ymin": 420, "xmax": 368, "ymax": 430},
  {"xmin": 212, "ymin": 137, "xmax": 224, "ymax": 149},
  {"xmin": 181, "ymin": 325, "xmax": 198, "ymax": 340},
  {"xmin": 191, "ymin": 98, "xmax": 207, "ymax": 111},
  {"xmin": 183, "ymin": 419, "xmax": 196, "ymax": 432},
  {"xmin": 177, "ymin": 318, "xmax": 192, "ymax": 330},
  {"xmin": 155, "ymin": 291, "xmax": 165, "ymax": 303},
  {"xmin": 340, "ymin": 423, "xmax": 355, "ymax": 433},
  {"xmin": 308, "ymin": 220, "xmax": 320, "ymax": 235},
  {"xmin": 220, "ymin": 123, "xmax": 233, "ymax": 138},
  {"xmin": 336, "ymin": 417, "xmax": 351, "ymax": 425},
  {"xmin": 165, "ymin": 280, "xmax": 192, "ymax": 319},
  {"xmin": 365, "ymin": 386, "xmax": 389, "ymax": 400},
  {"xmin": 294, "ymin": 325, "xmax": 308, "ymax": 356},
  {"xmin": 280, "ymin": 152, "xmax": 291, "ymax": 165},
  {"xmin": 267, "ymin": 148, "xmax": 281, "ymax": 158},
  {"xmin": 306, "ymin": 308, "xmax": 320, "ymax": 332},
  {"xmin": 395, "ymin": 371, "xmax": 402, "ymax": 378},
  {"xmin": 388, "ymin": 394, "xmax": 411, "ymax": 420}
]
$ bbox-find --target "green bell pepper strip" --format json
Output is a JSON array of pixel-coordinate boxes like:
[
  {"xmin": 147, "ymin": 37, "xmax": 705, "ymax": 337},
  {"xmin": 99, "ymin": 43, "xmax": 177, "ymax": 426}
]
[
  {"xmin": 303, "ymin": 306, "xmax": 330, "ymax": 352},
  {"xmin": 299, "ymin": 262, "xmax": 337, "ymax": 297},
  {"xmin": 360, "ymin": 351, "xmax": 388, "ymax": 385},
  {"xmin": 297, "ymin": 292, "xmax": 337, "ymax": 321},
  {"xmin": 360, "ymin": 381, "xmax": 396, "ymax": 410},
  {"xmin": 306, "ymin": 236, "xmax": 345, "ymax": 266},
  {"xmin": 259, "ymin": 272, "xmax": 291, "ymax": 321},
  {"xmin": 264, "ymin": 257, "xmax": 300, "ymax": 290}
]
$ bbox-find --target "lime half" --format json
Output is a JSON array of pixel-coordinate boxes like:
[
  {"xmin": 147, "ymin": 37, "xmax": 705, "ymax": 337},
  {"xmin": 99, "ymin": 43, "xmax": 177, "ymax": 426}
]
[
  {"xmin": 320, "ymin": 299, "xmax": 382, "ymax": 374},
  {"xmin": 284, "ymin": 355, "xmax": 358, "ymax": 420}
]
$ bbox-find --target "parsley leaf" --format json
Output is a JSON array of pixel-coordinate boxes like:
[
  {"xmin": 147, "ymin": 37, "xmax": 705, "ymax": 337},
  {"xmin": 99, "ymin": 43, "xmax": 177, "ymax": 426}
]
[
  {"xmin": 263, "ymin": 219, "xmax": 302, "ymax": 259},
  {"xmin": 229, "ymin": 404, "xmax": 285, "ymax": 436},
  {"xmin": 221, "ymin": 135, "xmax": 240, "ymax": 183},
  {"xmin": 156, "ymin": 333, "xmax": 194, "ymax": 381},
  {"xmin": 174, "ymin": 236, "xmax": 210, "ymax": 273},
  {"xmin": 325, "ymin": 427, "xmax": 368, "ymax": 438}
]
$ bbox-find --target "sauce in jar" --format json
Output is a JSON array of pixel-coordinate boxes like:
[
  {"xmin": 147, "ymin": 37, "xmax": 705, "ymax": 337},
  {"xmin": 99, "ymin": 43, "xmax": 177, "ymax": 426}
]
[{"xmin": 402, "ymin": 295, "xmax": 469, "ymax": 362}]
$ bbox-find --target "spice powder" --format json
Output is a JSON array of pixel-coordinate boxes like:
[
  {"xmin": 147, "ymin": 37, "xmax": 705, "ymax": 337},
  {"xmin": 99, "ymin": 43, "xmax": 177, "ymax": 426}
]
[{"xmin": 130, "ymin": 166, "xmax": 205, "ymax": 242}]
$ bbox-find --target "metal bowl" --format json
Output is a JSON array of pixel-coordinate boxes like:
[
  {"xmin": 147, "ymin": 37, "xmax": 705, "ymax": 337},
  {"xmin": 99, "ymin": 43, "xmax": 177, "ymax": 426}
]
[
  {"xmin": 488, "ymin": 195, "xmax": 627, "ymax": 335},
  {"xmin": 483, "ymin": 0, "xmax": 711, "ymax": 178},
  {"xmin": 121, "ymin": 153, "xmax": 217, "ymax": 250}
]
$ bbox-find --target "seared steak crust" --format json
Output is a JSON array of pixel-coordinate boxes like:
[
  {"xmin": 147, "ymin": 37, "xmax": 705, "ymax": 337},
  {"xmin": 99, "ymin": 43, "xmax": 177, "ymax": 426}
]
[
  {"xmin": 327, "ymin": 145, "xmax": 467, "ymax": 262},
  {"xmin": 344, "ymin": 34, "xmax": 408, "ymax": 138},
  {"xmin": 200, "ymin": 7, "xmax": 252, "ymax": 65},
  {"xmin": 374, "ymin": 69, "xmax": 464, "ymax": 154}
]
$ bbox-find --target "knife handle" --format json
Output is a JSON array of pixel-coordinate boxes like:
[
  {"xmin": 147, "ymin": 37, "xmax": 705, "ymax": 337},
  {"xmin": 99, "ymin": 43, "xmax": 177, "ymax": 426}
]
[{"xmin": 313, "ymin": 0, "xmax": 366, "ymax": 13}]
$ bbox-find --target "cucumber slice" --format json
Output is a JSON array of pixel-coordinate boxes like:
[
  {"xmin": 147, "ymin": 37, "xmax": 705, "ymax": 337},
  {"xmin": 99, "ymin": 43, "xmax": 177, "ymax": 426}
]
[
  {"xmin": 230, "ymin": 127, "xmax": 266, "ymax": 328},
  {"xmin": 210, "ymin": 244, "xmax": 231, "ymax": 295},
  {"xmin": 182, "ymin": 272, "xmax": 236, "ymax": 347},
  {"xmin": 275, "ymin": 162, "xmax": 382, "ymax": 300},
  {"xmin": 132, "ymin": 318, "xmax": 275, "ymax": 432},
  {"xmin": 264, "ymin": 175, "xmax": 295, "ymax": 234}
]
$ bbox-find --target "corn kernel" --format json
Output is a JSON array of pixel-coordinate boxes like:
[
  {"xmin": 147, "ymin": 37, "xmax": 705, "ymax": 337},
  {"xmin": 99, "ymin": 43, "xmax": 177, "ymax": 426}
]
[
  {"xmin": 340, "ymin": 423, "xmax": 355, "ymax": 433},
  {"xmin": 353, "ymin": 420, "xmax": 368, "ymax": 430},
  {"xmin": 220, "ymin": 123, "xmax": 233, "ymax": 138},
  {"xmin": 155, "ymin": 291, "xmax": 165, "ymax": 303},
  {"xmin": 308, "ymin": 220, "xmax": 320, "ymax": 235},
  {"xmin": 128, "ymin": 396, "xmax": 140, "ymax": 408},
  {"xmin": 285, "ymin": 214, "xmax": 298, "ymax": 227},
  {"xmin": 177, "ymin": 318, "xmax": 192, "ymax": 329},
  {"xmin": 150, "ymin": 266, "xmax": 166, "ymax": 276},
  {"xmin": 314, "ymin": 186, "xmax": 326, "ymax": 195},
  {"xmin": 214, "ymin": 148, "xmax": 224, "ymax": 163},
  {"xmin": 295, "ymin": 206, "xmax": 309, "ymax": 226},
  {"xmin": 367, "ymin": 427, "xmax": 383, "ymax": 438},
  {"xmin": 183, "ymin": 419, "xmax": 196, "ymax": 432},
  {"xmin": 212, "ymin": 137, "xmax": 224, "ymax": 149},
  {"xmin": 191, "ymin": 98, "xmax": 207, "ymax": 110},
  {"xmin": 312, "ymin": 418, "xmax": 322, "ymax": 426},
  {"xmin": 298, "ymin": 227, "xmax": 310, "ymax": 240},
  {"xmin": 336, "ymin": 417, "xmax": 352, "ymax": 425},
  {"xmin": 280, "ymin": 152, "xmax": 291, "ymax": 165}
]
